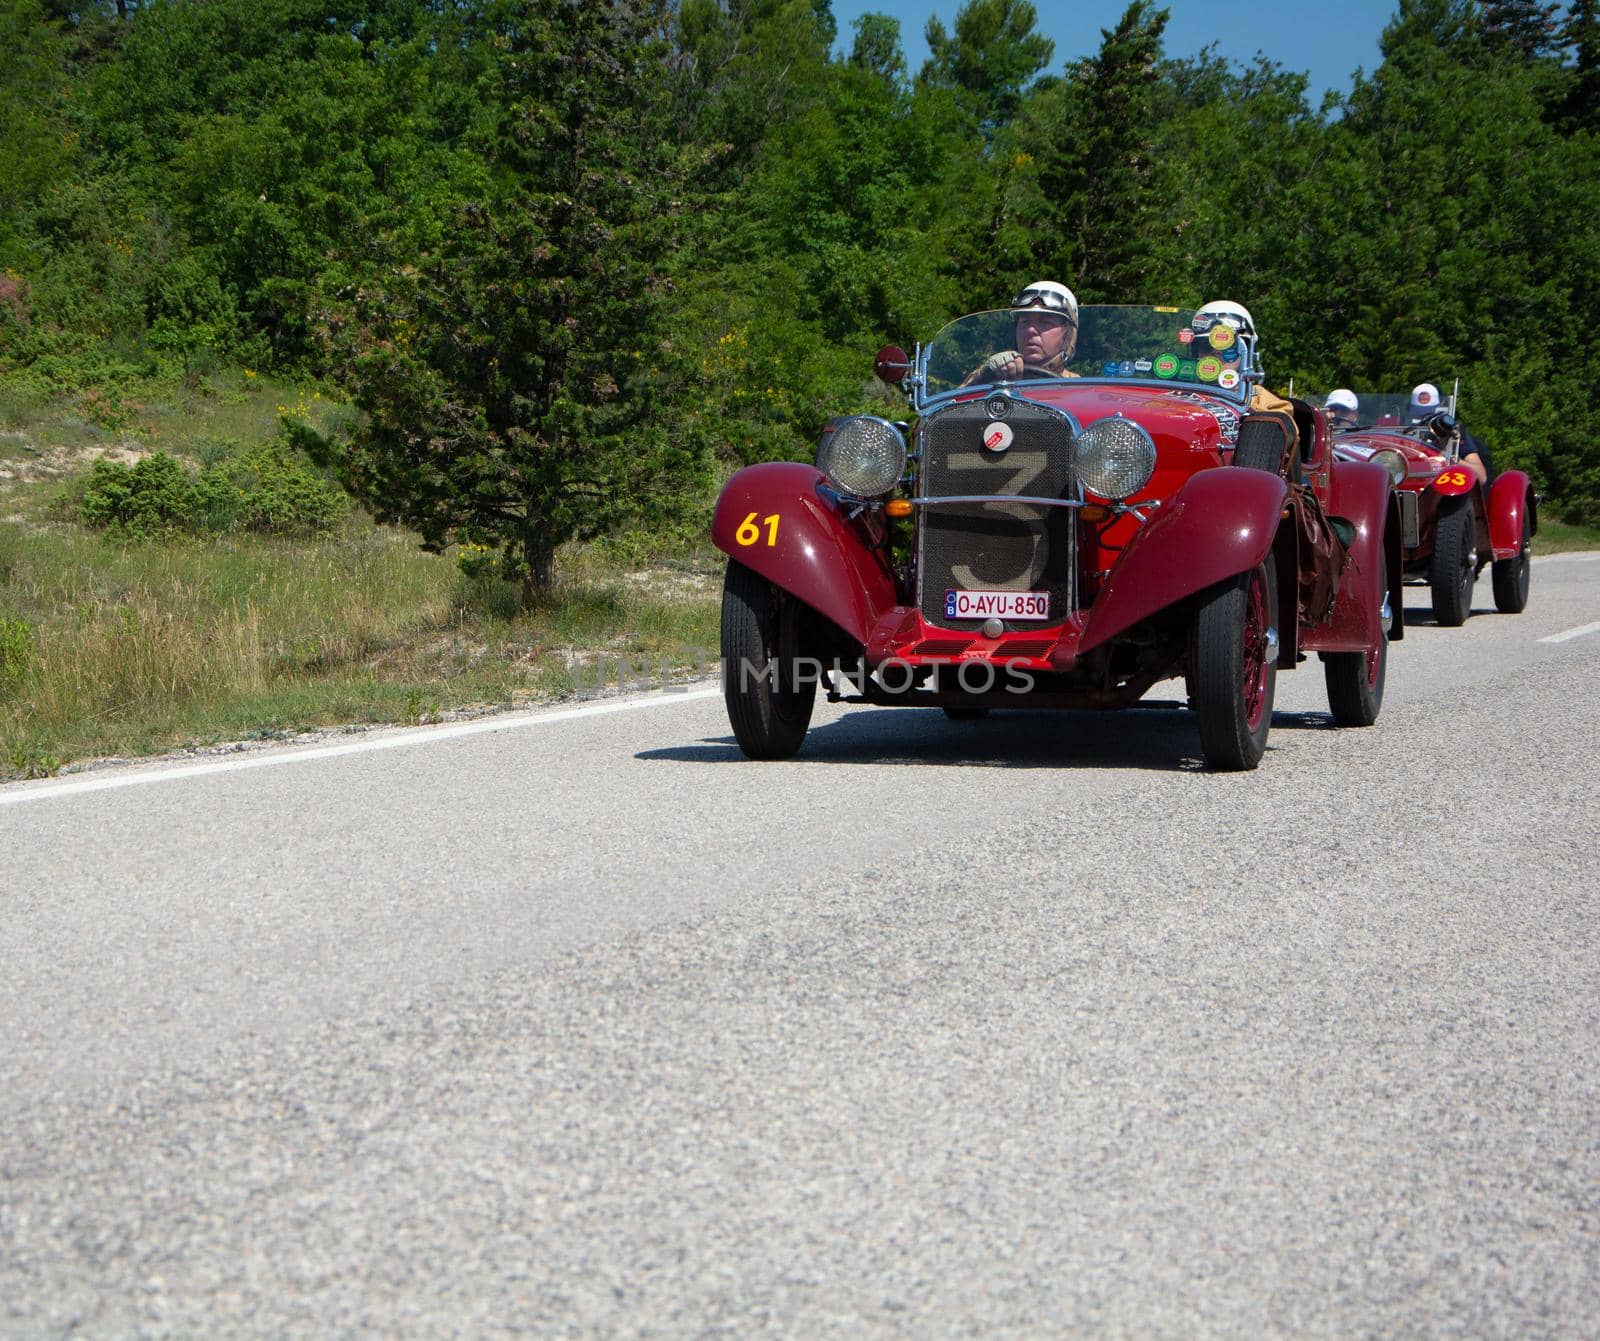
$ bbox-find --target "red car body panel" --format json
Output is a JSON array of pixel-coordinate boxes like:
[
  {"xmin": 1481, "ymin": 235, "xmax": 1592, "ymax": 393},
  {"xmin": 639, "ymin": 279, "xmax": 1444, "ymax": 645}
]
[
  {"xmin": 1306, "ymin": 458, "xmax": 1399, "ymax": 653},
  {"xmin": 1487, "ymin": 469, "xmax": 1536, "ymax": 559},
  {"xmin": 1077, "ymin": 466, "xmax": 1285, "ymax": 652},
  {"xmin": 711, "ymin": 462, "xmax": 896, "ymax": 645}
]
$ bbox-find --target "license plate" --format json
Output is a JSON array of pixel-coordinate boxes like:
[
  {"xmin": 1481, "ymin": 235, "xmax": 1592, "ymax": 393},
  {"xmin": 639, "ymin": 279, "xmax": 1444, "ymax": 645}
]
[{"xmin": 944, "ymin": 589, "xmax": 1051, "ymax": 621}]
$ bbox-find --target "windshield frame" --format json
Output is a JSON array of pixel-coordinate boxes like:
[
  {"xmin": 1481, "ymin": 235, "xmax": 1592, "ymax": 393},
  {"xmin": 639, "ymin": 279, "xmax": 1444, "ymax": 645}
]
[{"xmin": 909, "ymin": 305, "xmax": 1263, "ymax": 415}]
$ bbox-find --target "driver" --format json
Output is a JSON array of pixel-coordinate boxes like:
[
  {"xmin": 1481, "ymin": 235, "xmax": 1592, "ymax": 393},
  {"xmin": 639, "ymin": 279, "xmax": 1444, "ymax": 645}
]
[
  {"xmin": 973, "ymin": 280, "xmax": 1080, "ymax": 381},
  {"xmin": 1410, "ymin": 381, "xmax": 1494, "ymax": 484},
  {"xmin": 1325, "ymin": 388, "xmax": 1360, "ymax": 430}
]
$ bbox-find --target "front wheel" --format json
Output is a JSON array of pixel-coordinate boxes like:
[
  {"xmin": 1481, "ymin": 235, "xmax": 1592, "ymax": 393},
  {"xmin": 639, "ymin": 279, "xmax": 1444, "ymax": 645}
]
[
  {"xmin": 1491, "ymin": 529, "xmax": 1531, "ymax": 613},
  {"xmin": 1324, "ymin": 563, "xmax": 1388, "ymax": 726},
  {"xmin": 1190, "ymin": 553, "xmax": 1278, "ymax": 771},
  {"xmin": 721, "ymin": 559, "xmax": 816, "ymax": 759},
  {"xmin": 1429, "ymin": 498, "xmax": 1476, "ymax": 626}
]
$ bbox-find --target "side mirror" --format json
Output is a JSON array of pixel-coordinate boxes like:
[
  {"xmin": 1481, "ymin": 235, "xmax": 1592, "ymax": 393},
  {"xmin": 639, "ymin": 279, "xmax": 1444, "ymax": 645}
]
[{"xmin": 874, "ymin": 345, "xmax": 912, "ymax": 386}]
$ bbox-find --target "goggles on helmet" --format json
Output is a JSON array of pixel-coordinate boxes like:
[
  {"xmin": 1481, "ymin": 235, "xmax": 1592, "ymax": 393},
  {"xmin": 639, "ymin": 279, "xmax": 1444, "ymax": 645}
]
[{"xmin": 1012, "ymin": 286, "xmax": 1076, "ymax": 318}]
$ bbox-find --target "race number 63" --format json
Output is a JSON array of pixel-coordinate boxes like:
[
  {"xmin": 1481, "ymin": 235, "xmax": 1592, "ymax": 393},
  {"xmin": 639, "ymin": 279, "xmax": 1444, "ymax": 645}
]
[
  {"xmin": 735, "ymin": 511, "xmax": 780, "ymax": 546},
  {"xmin": 1433, "ymin": 469, "xmax": 1474, "ymax": 496}
]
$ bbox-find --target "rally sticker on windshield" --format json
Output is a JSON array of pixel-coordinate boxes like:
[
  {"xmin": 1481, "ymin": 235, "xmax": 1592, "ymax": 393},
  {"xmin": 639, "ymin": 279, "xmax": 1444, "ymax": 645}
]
[{"xmin": 945, "ymin": 590, "xmax": 1051, "ymax": 621}]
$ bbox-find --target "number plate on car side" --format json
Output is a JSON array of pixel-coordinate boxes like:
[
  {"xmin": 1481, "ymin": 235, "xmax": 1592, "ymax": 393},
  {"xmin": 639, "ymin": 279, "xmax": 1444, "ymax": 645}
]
[{"xmin": 944, "ymin": 590, "xmax": 1051, "ymax": 621}]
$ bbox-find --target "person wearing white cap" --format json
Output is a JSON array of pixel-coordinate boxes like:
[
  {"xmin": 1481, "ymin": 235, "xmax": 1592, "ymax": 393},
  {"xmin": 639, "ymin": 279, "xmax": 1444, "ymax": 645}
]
[
  {"xmin": 1409, "ymin": 380, "xmax": 1494, "ymax": 483},
  {"xmin": 975, "ymin": 280, "xmax": 1081, "ymax": 382},
  {"xmin": 1406, "ymin": 382, "xmax": 1442, "ymax": 422},
  {"xmin": 1324, "ymin": 388, "xmax": 1359, "ymax": 430}
]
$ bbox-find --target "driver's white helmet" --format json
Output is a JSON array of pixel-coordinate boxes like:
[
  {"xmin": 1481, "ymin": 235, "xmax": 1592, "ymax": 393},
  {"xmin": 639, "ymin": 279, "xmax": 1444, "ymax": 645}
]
[
  {"xmin": 1195, "ymin": 299, "xmax": 1255, "ymax": 334},
  {"xmin": 1325, "ymin": 388, "xmax": 1359, "ymax": 414},
  {"xmin": 1011, "ymin": 280, "xmax": 1078, "ymax": 323}
]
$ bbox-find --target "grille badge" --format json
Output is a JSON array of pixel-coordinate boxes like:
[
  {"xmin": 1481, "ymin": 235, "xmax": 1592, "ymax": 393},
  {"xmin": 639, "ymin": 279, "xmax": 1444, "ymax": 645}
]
[{"xmin": 982, "ymin": 421, "xmax": 1013, "ymax": 453}]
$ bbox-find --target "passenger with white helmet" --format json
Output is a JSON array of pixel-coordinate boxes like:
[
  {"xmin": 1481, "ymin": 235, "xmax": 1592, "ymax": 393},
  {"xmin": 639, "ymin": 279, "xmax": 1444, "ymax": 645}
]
[
  {"xmin": 971, "ymin": 280, "xmax": 1081, "ymax": 383},
  {"xmin": 1192, "ymin": 300, "xmax": 1295, "ymax": 418},
  {"xmin": 1325, "ymin": 388, "xmax": 1360, "ymax": 430}
]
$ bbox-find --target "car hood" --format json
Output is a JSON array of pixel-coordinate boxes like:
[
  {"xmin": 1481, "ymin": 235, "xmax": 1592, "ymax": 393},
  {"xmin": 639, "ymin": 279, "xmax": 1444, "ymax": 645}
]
[{"xmin": 991, "ymin": 381, "xmax": 1237, "ymax": 455}]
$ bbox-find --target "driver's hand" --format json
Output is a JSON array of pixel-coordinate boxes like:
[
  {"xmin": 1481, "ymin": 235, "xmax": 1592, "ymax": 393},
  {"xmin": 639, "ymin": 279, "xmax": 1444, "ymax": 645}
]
[{"xmin": 984, "ymin": 350, "xmax": 1023, "ymax": 378}]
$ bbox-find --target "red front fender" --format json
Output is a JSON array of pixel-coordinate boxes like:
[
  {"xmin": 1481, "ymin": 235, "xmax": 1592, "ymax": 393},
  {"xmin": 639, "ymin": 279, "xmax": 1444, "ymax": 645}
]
[
  {"xmin": 1487, "ymin": 469, "xmax": 1535, "ymax": 559},
  {"xmin": 1079, "ymin": 467, "xmax": 1287, "ymax": 653},
  {"xmin": 1304, "ymin": 458, "xmax": 1398, "ymax": 653},
  {"xmin": 712, "ymin": 462, "xmax": 896, "ymax": 646}
]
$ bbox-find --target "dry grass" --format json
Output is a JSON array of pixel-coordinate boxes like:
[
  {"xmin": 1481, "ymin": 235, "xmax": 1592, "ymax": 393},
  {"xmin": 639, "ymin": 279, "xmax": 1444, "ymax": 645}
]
[{"xmin": 0, "ymin": 519, "xmax": 720, "ymax": 779}]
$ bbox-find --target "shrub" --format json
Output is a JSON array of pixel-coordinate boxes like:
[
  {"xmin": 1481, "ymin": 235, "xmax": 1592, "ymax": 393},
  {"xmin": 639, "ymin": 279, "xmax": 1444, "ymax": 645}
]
[
  {"xmin": 77, "ymin": 445, "xmax": 348, "ymax": 538},
  {"xmin": 78, "ymin": 452, "xmax": 201, "ymax": 536},
  {"xmin": 214, "ymin": 446, "xmax": 349, "ymax": 535}
]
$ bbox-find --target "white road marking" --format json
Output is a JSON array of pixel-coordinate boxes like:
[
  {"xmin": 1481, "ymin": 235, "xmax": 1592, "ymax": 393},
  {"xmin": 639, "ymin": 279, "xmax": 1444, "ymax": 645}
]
[
  {"xmin": 0, "ymin": 687, "xmax": 722, "ymax": 807},
  {"xmin": 1538, "ymin": 552, "xmax": 1600, "ymax": 563},
  {"xmin": 1538, "ymin": 620, "xmax": 1600, "ymax": 645}
]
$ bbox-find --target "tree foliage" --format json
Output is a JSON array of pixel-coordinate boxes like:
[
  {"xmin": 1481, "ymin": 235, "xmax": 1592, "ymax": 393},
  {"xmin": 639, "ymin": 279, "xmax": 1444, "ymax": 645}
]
[{"xmin": 2, "ymin": 0, "xmax": 1599, "ymax": 564}]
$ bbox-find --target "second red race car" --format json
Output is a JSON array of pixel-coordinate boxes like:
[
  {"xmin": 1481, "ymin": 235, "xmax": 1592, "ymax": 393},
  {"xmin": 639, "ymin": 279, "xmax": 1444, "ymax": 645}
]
[{"xmin": 1324, "ymin": 391, "xmax": 1535, "ymax": 625}]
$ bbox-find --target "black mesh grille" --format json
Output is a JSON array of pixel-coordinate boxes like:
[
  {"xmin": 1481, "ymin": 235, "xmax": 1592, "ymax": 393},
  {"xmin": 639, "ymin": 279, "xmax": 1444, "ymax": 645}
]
[
  {"xmin": 1235, "ymin": 415, "xmax": 1290, "ymax": 470},
  {"xmin": 916, "ymin": 399, "xmax": 1076, "ymax": 631},
  {"xmin": 1399, "ymin": 490, "xmax": 1419, "ymax": 548}
]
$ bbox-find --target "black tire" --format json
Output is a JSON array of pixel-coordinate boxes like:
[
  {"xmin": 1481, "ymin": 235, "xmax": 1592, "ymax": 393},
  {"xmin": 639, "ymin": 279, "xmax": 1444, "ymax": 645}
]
[
  {"xmin": 1491, "ymin": 531, "xmax": 1531, "ymax": 614},
  {"xmin": 1324, "ymin": 561, "xmax": 1388, "ymax": 727},
  {"xmin": 1190, "ymin": 553, "xmax": 1278, "ymax": 771},
  {"xmin": 942, "ymin": 706, "xmax": 988, "ymax": 720},
  {"xmin": 1429, "ymin": 498, "xmax": 1476, "ymax": 626},
  {"xmin": 720, "ymin": 558, "xmax": 816, "ymax": 759}
]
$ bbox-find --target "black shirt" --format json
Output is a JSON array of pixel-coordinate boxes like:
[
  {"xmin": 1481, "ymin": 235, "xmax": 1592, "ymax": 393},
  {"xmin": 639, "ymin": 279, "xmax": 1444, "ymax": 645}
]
[{"xmin": 1459, "ymin": 426, "xmax": 1495, "ymax": 482}]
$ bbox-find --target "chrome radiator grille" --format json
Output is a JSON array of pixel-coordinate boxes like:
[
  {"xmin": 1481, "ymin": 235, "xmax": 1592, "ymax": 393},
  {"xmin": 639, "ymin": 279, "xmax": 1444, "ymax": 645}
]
[{"xmin": 916, "ymin": 398, "xmax": 1076, "ymax": 631}]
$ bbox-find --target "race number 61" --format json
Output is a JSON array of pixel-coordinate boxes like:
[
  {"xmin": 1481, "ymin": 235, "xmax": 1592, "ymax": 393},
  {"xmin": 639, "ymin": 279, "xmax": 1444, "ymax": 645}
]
[{"xmin": 735, "ymin": 511, "xmax": 780, "ymax": 546}]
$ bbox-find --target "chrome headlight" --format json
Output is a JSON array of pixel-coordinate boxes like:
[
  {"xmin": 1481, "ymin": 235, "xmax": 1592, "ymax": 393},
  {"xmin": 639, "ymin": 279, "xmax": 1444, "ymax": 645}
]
[
  {"xmin": 1077, "ymin": 414, "xmax": 1156, "ymax": 501},
  {"xmin": 817, "ymin": 415, "xmax": 906, "ymax": 498},
  {"xmin": 1369, "ymin": 448, "xmax": 1406, "ymax": 486}
]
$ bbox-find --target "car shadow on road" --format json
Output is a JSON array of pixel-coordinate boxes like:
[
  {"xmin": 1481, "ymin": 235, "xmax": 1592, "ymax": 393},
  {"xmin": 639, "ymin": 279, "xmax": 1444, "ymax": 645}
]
[
  {"xmin": 636, "ymin": 704, "xmax": 1333, "ymax": 772},
  {"xmin": 1402, "ymin": 599, "xmax": 1493, "ymax": 627}
]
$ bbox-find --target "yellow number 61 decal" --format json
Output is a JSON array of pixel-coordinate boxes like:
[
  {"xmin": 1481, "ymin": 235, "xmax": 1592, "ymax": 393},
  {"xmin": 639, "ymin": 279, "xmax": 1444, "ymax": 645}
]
[{"xmin": 735, "ymin": 511, "xmax": 781, "ymax": 546}]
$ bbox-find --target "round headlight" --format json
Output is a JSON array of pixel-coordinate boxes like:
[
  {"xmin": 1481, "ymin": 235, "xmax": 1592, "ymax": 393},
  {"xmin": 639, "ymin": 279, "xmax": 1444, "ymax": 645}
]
[
  {"xmin": 817, "ymin": 415, "xmax": 906, "ymax": 498},
  {"xmin": 1077, "ymin": 414, "xmax": 1156, "ymax": 501},
  {"xmin": 1369, "ymin": 447, "xmax": 1406, "ymax": 486}
]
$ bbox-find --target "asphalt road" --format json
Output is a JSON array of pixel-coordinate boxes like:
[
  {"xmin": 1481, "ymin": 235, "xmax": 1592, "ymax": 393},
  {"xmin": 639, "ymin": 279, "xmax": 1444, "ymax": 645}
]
[{"xmin": 3, "ymin": 555, "xmax": 1598, "ymax": 1339}]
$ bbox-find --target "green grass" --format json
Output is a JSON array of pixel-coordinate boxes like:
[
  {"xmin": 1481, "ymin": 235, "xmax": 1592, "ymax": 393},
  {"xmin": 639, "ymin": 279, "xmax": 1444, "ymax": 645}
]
[{"xmin": 1532, "ymin": 515, "xmax": 1600, "ymax": 554}]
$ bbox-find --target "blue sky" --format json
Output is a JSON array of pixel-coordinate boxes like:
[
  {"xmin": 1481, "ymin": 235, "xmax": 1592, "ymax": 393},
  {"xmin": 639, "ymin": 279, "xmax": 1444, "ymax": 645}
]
[{"xmin": 828, "ymin": 1, "xmax": 1402, "ymax": 105}]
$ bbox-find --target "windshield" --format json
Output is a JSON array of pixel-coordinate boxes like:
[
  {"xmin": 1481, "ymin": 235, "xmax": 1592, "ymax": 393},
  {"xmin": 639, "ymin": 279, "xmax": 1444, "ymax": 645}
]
[
  {"xmin": 920, "ymin": 305, "xmax": 1255, "ymax": 404},
  {"xmin": 1310, "ymin": 390, "xmax": 1458, "ymax": 430}
]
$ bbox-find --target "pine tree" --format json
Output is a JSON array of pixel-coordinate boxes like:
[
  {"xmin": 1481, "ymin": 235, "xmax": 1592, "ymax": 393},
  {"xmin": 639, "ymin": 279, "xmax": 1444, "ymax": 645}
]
[
  {"xmin": 920, "ymin": 0, "xmax": 1054, "ymax": 135},
  {"xmin": 326, "ymin": 0, "xmax": 703, "ymax": 605},
  {"xmin": 1018, "ymin": 1, "xmax": 1170, "ymax": 299}
]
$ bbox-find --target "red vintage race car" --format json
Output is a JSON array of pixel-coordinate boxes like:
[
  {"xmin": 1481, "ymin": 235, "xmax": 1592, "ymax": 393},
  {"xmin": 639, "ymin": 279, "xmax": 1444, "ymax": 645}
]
[
  {"xmin": 712, "ymin": 305, "xmax": 1403, "ymax": 771},
  {"xmin": 1326, "ymin": 392, "xmax": 1536, "ymax": 625}
]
